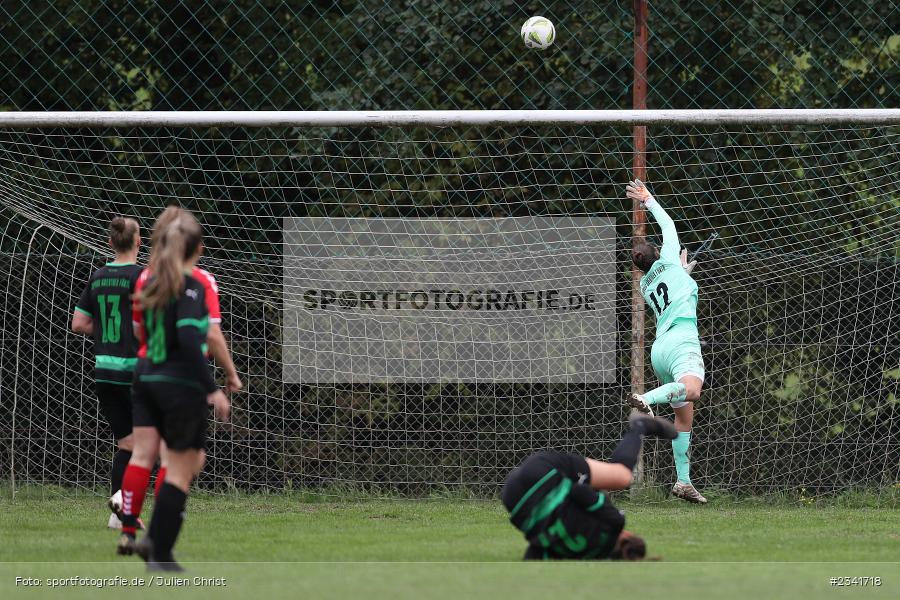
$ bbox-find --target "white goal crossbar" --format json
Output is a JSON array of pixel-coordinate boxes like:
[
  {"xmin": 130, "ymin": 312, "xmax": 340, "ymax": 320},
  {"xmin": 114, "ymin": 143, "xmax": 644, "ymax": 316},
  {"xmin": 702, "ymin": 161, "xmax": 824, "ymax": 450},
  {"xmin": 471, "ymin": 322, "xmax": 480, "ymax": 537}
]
[{"xmin": 0, "ymin": 109, "xmax": 898, "ymax": 128}]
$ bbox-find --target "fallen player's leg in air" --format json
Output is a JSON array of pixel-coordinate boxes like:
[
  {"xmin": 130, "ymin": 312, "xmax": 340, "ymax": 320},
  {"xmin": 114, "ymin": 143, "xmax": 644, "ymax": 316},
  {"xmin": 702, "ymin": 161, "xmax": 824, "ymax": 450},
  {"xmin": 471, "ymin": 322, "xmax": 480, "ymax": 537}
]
[{"xmin": 501, "ymin": 413, "xmax": 678, "ymax": 560}]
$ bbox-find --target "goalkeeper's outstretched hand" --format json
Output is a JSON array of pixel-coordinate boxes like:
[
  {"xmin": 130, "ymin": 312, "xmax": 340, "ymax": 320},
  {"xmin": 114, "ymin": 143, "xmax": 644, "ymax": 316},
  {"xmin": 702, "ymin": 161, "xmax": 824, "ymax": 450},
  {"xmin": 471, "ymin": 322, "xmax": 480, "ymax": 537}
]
[
  {"xmin": 625, "ymin": 179, "xmax": 654, "ymax": 206},
  {"xmin": 680, "ymin": 248, "xmax": 697, "ymax": 275}
]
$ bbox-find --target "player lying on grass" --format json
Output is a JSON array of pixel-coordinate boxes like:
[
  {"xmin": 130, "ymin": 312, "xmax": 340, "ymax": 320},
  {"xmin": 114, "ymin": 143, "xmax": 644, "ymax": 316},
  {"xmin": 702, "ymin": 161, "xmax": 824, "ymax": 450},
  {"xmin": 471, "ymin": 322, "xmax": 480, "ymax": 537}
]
[
  {"xmin": 626, "ymin": 179, "xmax": 707, "ymax": 504},
  {"xmin": 71, "ymin": 217, "xmax": 144, "ymax": 530},
  {"xmin": 117, "ymin": 207, "xmax": 230, "ymax": 571},
  {"xmin": 501, "ymin": 414, "xmax": 678, "ymax": 560}
]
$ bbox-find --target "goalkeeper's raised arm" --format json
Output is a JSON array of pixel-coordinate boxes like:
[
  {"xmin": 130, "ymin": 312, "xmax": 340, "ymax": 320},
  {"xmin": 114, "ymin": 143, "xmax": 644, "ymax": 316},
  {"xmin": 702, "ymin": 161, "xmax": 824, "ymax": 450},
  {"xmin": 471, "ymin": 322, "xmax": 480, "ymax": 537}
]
[{"xmin": 626, "ymin": 179, "xmax": 681, "ymax": 265}]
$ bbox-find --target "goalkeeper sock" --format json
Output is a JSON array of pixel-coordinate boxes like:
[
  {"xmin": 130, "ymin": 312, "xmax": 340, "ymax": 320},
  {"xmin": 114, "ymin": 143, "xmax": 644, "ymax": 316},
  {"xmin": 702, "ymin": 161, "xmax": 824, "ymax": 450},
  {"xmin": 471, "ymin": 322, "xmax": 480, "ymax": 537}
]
[
  {"xmin": 609, "ymin": 430, "xmax": 643, "ymax": 471},
  {"xmin": 672, "ymin": 431, "xmax": 692, "ymax": 485},
  {"xmin": 643, "ymin": 382, "xmax": 686, "ymax": 406},
  {"xmin": 150, "ymin": 482, "xmax": 187, "ymax": 561},
  {"xmin": 120, "ymin": 464, "xmax": 151, "ymax": 536},
  {"xmin": 110, "ymin": 449, "xmax": 132, "ymax": 496}
]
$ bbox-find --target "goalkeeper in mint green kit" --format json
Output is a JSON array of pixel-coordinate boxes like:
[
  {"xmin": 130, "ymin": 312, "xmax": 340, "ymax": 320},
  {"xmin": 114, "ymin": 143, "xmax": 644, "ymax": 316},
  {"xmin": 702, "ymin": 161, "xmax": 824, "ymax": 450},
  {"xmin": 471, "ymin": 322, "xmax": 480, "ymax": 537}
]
[{"xmin": 626, "ymin": 179, "xmax": 707, "ymax": 504}]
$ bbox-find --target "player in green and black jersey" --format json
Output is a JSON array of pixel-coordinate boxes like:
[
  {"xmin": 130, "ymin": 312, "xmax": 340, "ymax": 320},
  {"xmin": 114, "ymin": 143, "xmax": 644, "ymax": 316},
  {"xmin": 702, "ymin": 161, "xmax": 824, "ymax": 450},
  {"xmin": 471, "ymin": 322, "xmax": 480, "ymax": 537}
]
[
  {"xmin": 71, "ymin": 217, "xmax": 143, "ymax": 529},
  {"xmin": 117, "ymin": 207, "xmax": 230, "ymax": 571},
  {"xmin": 501, "ymin": 414, "xmax": 677, "ymax": 560}
]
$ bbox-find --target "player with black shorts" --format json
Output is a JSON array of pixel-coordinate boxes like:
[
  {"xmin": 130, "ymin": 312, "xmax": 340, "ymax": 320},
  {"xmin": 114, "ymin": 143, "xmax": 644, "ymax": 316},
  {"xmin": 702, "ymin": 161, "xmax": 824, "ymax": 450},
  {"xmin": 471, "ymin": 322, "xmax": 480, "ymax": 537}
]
[
  {"xmin": 501, "ymin": 414, "xmax": 678, "ymax": 560},
  {"xmin": 116, "ymin": 207, "xmax": 230, "ymax": 571},
  {"xmin": 71, "ymin": 217, "xmax": 142, "ymax": 529},
  {"xmin": 133, "ymin": 223, "xmax": 242, "ymax": 501}
]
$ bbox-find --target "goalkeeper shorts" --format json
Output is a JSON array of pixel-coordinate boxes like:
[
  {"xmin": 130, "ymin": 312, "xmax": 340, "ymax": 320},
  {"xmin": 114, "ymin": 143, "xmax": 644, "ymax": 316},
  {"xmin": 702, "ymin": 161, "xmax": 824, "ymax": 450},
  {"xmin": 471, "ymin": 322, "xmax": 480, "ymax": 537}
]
[{"xmin": 650, "ymin": 319, "xmax": 705, "ymax": 390}]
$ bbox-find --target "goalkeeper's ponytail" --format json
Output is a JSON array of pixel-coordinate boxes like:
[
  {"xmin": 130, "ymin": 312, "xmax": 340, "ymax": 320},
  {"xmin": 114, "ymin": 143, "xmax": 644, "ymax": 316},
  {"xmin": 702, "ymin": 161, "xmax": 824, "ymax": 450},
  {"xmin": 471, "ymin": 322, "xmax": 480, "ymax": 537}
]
[{"xmin": 139, "ymin": 206, "xmax": 203, "ymax": 310}]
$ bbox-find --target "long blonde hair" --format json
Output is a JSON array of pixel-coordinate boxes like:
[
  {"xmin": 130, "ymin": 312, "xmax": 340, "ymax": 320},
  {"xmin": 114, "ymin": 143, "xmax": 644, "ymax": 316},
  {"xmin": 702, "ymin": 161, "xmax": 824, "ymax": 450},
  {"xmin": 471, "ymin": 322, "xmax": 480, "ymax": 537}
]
[{"xmin": 139, "ymin": 206, "xmax": 203, "ymax": 310}]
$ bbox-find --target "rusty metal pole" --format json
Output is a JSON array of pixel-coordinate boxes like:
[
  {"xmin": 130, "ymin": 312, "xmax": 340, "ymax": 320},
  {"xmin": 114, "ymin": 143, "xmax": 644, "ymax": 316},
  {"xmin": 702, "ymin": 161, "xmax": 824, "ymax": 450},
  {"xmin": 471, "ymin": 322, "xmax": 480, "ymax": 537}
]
[
  {"xmin": 631, "ymin": 0, "xmax": 648, "ymax": 396},
  {"xmin": 631, "ymin": 0, "xmax": 649, "ymax": 484}
]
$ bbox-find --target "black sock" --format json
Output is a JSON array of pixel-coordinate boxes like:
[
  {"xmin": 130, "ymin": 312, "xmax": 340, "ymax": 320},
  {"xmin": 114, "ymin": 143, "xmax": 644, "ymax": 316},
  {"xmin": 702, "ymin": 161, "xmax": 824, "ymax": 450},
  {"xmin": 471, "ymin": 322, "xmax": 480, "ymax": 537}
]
[
  {"xmin": 111, "ymin": 449, "xmax": 132, "ymax": 496},
  {"xmin": 609, "ymin": 430, "xmax": 643, "ymax": 471},
  {"xmin": 149, "ymin": 482, "xmax": 188, "ymax": 561}
]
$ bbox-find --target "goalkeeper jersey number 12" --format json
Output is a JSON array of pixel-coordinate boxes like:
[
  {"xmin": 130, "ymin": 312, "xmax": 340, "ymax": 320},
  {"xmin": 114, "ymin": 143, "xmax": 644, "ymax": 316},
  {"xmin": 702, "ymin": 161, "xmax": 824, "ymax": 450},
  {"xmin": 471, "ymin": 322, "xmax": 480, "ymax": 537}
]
[{"xmin": 639, "ymin": 200, "xmax": 699, "ymax": 335}]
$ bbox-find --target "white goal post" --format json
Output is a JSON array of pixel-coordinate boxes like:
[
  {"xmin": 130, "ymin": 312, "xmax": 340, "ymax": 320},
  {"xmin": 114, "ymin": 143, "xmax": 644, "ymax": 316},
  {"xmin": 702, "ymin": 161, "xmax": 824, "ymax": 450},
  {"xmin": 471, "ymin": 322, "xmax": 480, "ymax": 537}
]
[
  {"xmin": 0, "ymin": 109, "xmax": 897, "ymax": 499},
  {"xmin": 0, "ymin": 109, "xmax": 898, "ymax": 128}
]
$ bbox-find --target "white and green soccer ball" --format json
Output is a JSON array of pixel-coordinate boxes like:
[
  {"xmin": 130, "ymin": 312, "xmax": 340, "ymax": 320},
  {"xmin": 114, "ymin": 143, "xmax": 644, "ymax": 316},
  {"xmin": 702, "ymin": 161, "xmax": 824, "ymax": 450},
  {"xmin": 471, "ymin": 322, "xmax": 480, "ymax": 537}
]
[{"xmin": 521, "ymin": 16, "xmax": 555, "ymax": 50}]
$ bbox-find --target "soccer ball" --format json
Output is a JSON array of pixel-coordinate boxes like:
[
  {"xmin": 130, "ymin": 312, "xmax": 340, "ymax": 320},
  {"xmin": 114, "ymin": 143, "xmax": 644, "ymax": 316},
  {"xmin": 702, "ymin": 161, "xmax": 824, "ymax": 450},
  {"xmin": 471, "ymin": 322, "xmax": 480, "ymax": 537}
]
[{"xmin": 521, "ymin": 16, "xmax": 555, "ymax": 50}]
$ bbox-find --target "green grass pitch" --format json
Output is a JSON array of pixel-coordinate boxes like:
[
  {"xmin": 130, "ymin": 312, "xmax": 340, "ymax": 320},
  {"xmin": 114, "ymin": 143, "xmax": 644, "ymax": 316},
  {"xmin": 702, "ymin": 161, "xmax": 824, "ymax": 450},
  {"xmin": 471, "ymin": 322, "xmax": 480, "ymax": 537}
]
[{"xmin": 1, "ymin": 490, "xmax": 898, "ymax": 599}]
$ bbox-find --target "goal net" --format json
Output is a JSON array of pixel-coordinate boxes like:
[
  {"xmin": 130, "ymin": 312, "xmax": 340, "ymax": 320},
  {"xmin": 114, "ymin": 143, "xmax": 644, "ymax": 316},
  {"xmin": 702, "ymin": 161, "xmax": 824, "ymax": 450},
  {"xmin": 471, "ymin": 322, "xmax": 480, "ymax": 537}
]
[{"xmin": 0, "ymin": 112, "xmax": 897, "ymax": 499}]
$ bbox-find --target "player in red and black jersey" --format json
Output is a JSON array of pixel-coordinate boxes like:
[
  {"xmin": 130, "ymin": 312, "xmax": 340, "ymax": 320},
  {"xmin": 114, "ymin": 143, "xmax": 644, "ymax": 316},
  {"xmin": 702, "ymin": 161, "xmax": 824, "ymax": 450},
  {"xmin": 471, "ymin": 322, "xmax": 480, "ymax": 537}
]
[
  {"xmin": 132, "ymin": 216, "xmax": 242, "ymax": 498},
  {"xmin": 71, "ymin": 217, "xmax": 143, "ymax": 529},
  {"xmin": 117, "ymin": 207, "xmax": 230, "ymax": 571}
]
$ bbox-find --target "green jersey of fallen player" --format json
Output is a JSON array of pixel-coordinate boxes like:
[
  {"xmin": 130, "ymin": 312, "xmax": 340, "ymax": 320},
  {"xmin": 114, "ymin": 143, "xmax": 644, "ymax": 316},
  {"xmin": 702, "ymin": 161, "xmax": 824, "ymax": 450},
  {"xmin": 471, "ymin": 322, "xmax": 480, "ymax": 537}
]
[{"xmin": 639, "ymin": 198, "xmax": 698, "ymax": 335}]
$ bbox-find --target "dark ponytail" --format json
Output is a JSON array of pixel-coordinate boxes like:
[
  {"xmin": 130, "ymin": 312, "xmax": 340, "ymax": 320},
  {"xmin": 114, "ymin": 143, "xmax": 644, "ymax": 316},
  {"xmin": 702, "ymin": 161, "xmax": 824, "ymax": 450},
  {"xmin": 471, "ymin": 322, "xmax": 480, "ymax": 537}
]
[{"xmin": 610, "ymin": 534, "xmax": 647, "ymax": 561}]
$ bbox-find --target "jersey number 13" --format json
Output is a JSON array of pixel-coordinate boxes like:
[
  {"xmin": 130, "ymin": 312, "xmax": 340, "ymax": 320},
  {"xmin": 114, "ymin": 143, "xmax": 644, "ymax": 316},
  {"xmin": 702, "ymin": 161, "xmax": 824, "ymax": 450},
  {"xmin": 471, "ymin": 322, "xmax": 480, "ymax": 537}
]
[{"xmin": 96, "ymin": 294, "xmax": 122, "ymax": 344}]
